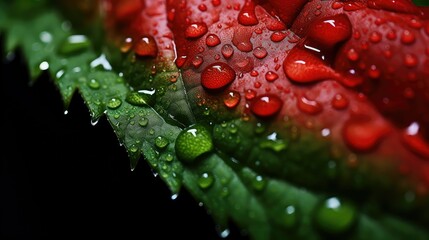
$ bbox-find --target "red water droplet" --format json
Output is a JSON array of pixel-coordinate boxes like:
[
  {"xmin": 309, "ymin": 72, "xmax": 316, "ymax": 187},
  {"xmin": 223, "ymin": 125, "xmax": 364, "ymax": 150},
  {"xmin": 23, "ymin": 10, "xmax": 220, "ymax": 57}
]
[
  {"xmin": 223, "ymin": 91, "xmax": 241, "ymax": 108},
  {"xmin": 403, "ymin": 88, "xmax": 415, "ymax": 99},
  {"xmin": 347, "ymin": 48, "xmax": 359, "ymax": 61},
  {"xmin": 250, "ymin": 70, "xmax": 259, "ymax": 77},
  {"xmin": 185, "ymin": 22, "xmax": 208, "ymax": 39},
  {"xmin": 245, "ymin": 89, "xmax": 256, "ymax": 100},
  {"xmin": 297, "ymin": 96, "xmax": 323, "ymax": 115},
  {"xmin": 206, "ymin": 34, "xmax": 221, "ymax": 47},
  {"xmin": 331, "ymin": 93, "xmax": 349, "ymax": 110},
  {"xmin": 369, "ymin": 31, "xmax": 382, "ymax": 43},
  {"xmin": 253, "ymin": 47, "xmax": 267, "ymax": 59},
  {"xmin": 386, "ymin": 30, "xmax": 397, "ymax": 40},
  {"xmin": 368, "ymin": 65, "xmax": 381, "ymax": 79},
  {"xmin": 404, "ymin": 53, "xmax": 418, "ymax": 67},
  {"xmin": 192, "ymin": 55, "xmax": 204, "ymax": 68},
  {"xmin": 232, "ymin": 28, "xmax": 253, "ymax": 52},
  {"xmin": 251, "ymin": 94, "xmax": 283, "ymax": 118},
  {"xmin": 254, "ymin": 81, "xmax": 261, "ymax": 88},
  {"xmin": 212, "ymin": 0, "xmax": 221, "ymax": 7},
  {"xmin": 265, "ymin": 71, "xmax": 279, "ymax": 82},
  {"xmin": 198, "ymin": 4, "xmax": 207, "ymax": 11},
  {"xmin": 408, "ymin": 18, "xmax": 422, "ymax": 29},
  {"xmin": 353, "ymin": 31, "xmax": 361, "ymax": 40},
  {"xmin": 307, "ymin": 14, "xmax": 352, "ymax": 47},
  {"xmin": 221, "ymin": 44, "xmax": 234, "ymax": 58},
  {"xmin": 402, "ymin": 122, "xmax": 429, "ymax": 158},
  {"xmin": 134, "ymin": 35, "xmax": 158, "ymax": 57},
  {"xmin": 175, "ymin": 55, "xmax": 188, "ymax": 68},
  {"xmin": 401, "ymin": 30, "xmax": 416, "ymax": 44},
  {"xmin": 238, "ymin": 0, "xmax": 258, "ymax": 26},
  {"xmin": 283, "ymin": 48, "xmax": 338, "ymax": 83},
  {"xmin": 271, "ymin": 32, "xmax": 288, "ymax": 42},
  {"xmin": 331, "ymin": 1, "xmax": 343, "ymax": 9},
  {"xmin": 201, "ymin": 62, "xmax": 236, "ymax": 90},
  {"xmin": 343, "ymin": 115, "xmax": 388, "ymax": 152}
]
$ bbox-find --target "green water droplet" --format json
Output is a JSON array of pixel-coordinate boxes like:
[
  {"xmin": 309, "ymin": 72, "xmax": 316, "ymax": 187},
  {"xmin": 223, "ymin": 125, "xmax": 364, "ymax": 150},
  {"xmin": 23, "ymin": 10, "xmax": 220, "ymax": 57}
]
[
  {"xmin": 220, "ymin": 187, "xmax": 229, "ymax": 197},
  {"xmin": 139, "ymin": 117, "xmax": 149, "ymax": 127},
  {"xmin": 114, "ymin": 113, "xmax": 120, "ymax": 119},
  {"xmin": 165, "ymin": 153, "xmax": 174, "ymax": 162},
  {"xmin": 198, "ymin": 172, "xmax": 214, "ymax": 189},
  {"xmin": 129, "ymin": 145, "xmax": 139, "ymax": 153},
  {"xmin": 228, "ymin": 123, "xmax": 238, "ymax": 134},
  {"xmin": 59, "ymin": 35, "xmax": 91, "ymax": 55},
  {"xmin": 107, "ymin": 98, "xmax": 122, "ymax": 109},
  {"xmin": 255, "ymin": 122, "xmax": 266, "ymax": 134},
  {"xmin": 203, "ymin": 107, "xmax": 210, "ymax": 116},
  {"xmin": 88, "ymin": 79, "xmax": 100, "ymax": 89},
  {"xmin": 155, "ymin": 136, "xmax": 169, "ymax": 149},
  {"xmin": 252, "ymin": 175, "xmax": 267, "ymax": 191},
  {"xmin": 281, "ymin": 205, "xmax": 298, "ymax": 229},
  {"xmin": 149, "ymin": 128, "xmax": 155, "ymax": 135},
  {"xmin": 125, "ymin": 89, "xmax": 156, "ymax": 107},
  {"xmin": 175, "ymin": 124, "xmax": 213, "ymax": 163},
  {"xmin": 314, "ymin": 197, "xmax": 357, "ymax": 235},
  {"xmin": 259, "ymin": 133, "xmax": 287, "ymax": 152}
]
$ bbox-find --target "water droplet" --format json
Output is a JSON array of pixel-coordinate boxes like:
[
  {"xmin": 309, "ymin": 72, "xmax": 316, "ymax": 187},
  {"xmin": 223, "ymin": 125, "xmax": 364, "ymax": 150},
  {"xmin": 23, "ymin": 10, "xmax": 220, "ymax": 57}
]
[
  {"xmin": 107, "ymin": 98, "xmax": 122, "ymax": 109},
  {"xmin": 120, "ymin": 37, "xmax": 133, "ymax": 53},
  {"xmin": 171, "ymin": 193, "xmax": 178, "ymax": 200},
  {"xmin": 404, "ymin": 53, "xmax": 418, "ymax": 67},
  {"xmin": 134, "ymin": 35, "xmax": 158, "ymax": 57},
  {"xmin": 271, "ymin": 31, "xmax": 288, "ymax": 42},
  {"xmin": 39, "ymin": 31, "xmax": 52, "ymax": 43},
  {"xmin": 155, "ymin": 136, "xmax": 169, "ymax": 150},
  {"xmin": 367, "ymin": 65, "xmax": 381, "ymax": 79},
  {"xmin": 369, "ymin": 31, "xmax": 382, "ymax": 43},
  {"xmin": 138, "ymin": 117, "xmax": 149, "ymax": 127},
  {"xmin": 297, "ymin": 96, "xmax": 323, "ymax": 115},
  {"xmin": 192, "ymin": 55, "xmax": 204, "ymax": 68},
  {"xmin": 245, "ymin": 89, "xmax": 256, "ymax": 100},
  {"xmin": 253, "ymin": 46, "xmax": 267, "ymax": 59},
  {"xmin": 238, "ymin": 0, "xmax": 258, "ymax": 26},
  {"xmin": 402, "ymin": 122, "xmax": 429, "ymax": 158},
  {"xmin": 175, "ymin": 124, "xmax": 214, "ymax": 163},
  {"xmin": 198, "ymin": 172, "xmax": 215, "ymax": 189},
  {"xmin": 221, "ymin": 44, "xmax": 234, "ymax": 59},
  {"xmin": 314, "ymin": 197, "xmax": 357, "ymax": 234},
  {"xmin": 401, "ymin": 30, "xmax": 416, "ymax": 44},
  {"xmin": 280, "ymin": 205, "xmax": 298, "ymax": 228},
  {"xmin": 125, "ymin": 89, "xmax": 156, "ymax": 106},
  {"xmin": 185, "ymin": 22, "xmax": 208, "ymax": 39},
  {"xmin": 198, "ymin": 4, "xmax": 208, "ymax": 11},
  {"xmin": 201, "ymin": 62, "xmax": 236, "ymax": 91},
  {"xmin": 39, "ymin": 61, "xmax": 49, "ymax": 71},
  {"xmin": 87, "ymin": 79, "xmax": 100, "ymax": 89},
  {"xmin": 347, "ymin": 48, "xmax": 359, "ymax": 61},
  {"xmin": 331, "ymin": 93, "xmax": 349, "ymax": 110},
  {"xmin": 223, "ymin": 91, "xmax": 241, "ymax": 108},
  {"xmin": 265, "ymin": 71, "xmax": 279, "ymax": 82},
  {"xmin": 307, "ymin": 14, "xmax": 352, "ymax": 47},
  {"xmin": 386, "ymin": 30, "xmax": 397, "ymax": 40},
  {"xmin": 59, "ymin": 35, "xmax": 90, "ymax": 55},
  {"xmin": 252, "ymin": 175, "xmax": 267, "ymax": 191},
  {"xmin": 250, "ymin": 94, "xmax": 283, "ymax": 118},
  {"xmin": 206, "ymin": 34, "xmax": 221, "ymax": 47},
  {"xmin": 343, "ymin": 115, "xmax": 388, "ymax": 152}
]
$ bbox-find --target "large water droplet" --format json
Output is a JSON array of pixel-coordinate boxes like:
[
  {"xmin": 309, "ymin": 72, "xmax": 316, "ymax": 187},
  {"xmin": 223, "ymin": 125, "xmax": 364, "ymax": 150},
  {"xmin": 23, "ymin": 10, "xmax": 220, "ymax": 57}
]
[
  {"xmin": 314, "ymin": 197, "xmax": 357, "ymax": 235},
  {"xmin": 155, "ymin": 136, "xmax": 169, "ymax": 150},
  {"xmin": 201, "ymin": 62, "xmax": 236, "ymax": 91},
  {"xmin": 297, "ymin": 96, "xmax": 323, "ymax": 115},
  {"xmin": 206, "ymin": 34, "xmax": 221, "ymax": 47},
  {"xmin": 185, "ymin": 22, "xmax": 208, "ymax": 39},
  {"xmin": 134, "ymin": 35, "xmax": 158, "ymax": 57},
  {"xmin": 237, "ymin": 0, "xmax": 258, "ymax": 26},
  {"xmin": 107, "ymin": 98, "xmax": 122, "ymax": 109},
  {"xmin": 402, "ymin": 122, "xmax": 429, "ymax": 158},
  {"xmin": 175, "ymin": 124, "xmax": 213, "ymax": 163}
]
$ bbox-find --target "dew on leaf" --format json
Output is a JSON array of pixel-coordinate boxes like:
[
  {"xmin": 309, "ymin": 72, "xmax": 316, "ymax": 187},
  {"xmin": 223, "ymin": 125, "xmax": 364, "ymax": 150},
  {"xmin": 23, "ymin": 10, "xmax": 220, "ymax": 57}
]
[
  {"xmin": 198, "ymin": 172, "xmax": 215, "ymax": 189},
  {"xmin": 155, "ymin": 136, "xmax": 169, "ymax": 150},
  {"xmin": 280, "ymin": 205, "xmax": 298, "ymax": 229},
  {"xmin": 175, "ymin": 124, "xmax": 213, "ymax": 163},
  {"xmin": 125, "ymin": 89, "xmax": 156, "ymax": 106},
  {"xmin": 87, "ymin": 79, "xmax": 100, "ymax": 89},
  {"xmin": 59, "ymin": 35, "xmax": 90, "ymax": 55},
  {"xmin": 39, "ymin": 31, "xmax": 53, "ymax": 43},
  {"xmin": 107, "ymin": 98, "xmax": 122, "ymax": 109},
  {"xmin": 314, "ymin": 197, "xmax": 357, "ymax": 235},
  {"xmin": 252, "ymin": 175, "xmax": 267, "ymax": 191},
  {"xmin": 39, "ymin": 61, "xmax": 49, "ymax": 71}
]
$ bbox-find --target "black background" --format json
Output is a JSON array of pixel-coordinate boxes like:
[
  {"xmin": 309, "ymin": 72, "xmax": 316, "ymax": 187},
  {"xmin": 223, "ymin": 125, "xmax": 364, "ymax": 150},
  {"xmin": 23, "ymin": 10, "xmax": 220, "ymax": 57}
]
[{"xmin": 0, "ymin": 38, "xmax": 247, "ymax": 239}]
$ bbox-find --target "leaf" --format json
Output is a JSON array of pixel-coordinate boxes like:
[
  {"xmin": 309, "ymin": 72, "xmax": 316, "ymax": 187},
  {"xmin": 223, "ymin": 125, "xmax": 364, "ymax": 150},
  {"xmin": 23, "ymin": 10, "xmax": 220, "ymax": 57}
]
[{"xmin": 1, "ymin": 1, "xmax": 428, "ymax": 240}]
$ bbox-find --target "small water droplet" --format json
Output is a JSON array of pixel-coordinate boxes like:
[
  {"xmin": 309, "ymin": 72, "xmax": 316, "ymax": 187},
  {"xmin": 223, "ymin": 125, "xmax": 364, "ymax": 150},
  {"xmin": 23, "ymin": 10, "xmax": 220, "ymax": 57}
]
[
  {"xmin": 297, "ymin": 96, "xmax": 323, "ymax": 115},
  {"xmin": 198, "ymin": 172, "xmax": 215, "ymax": 189},
  {"xmin": 221, "ymin": 44, "xmax": 234, "ymax": 59},
  {"xmin": 171, "ymin": 193, "xmax": 178, "ymax": 200},
  {"xmin": 251, "ymin": 94, "xmax": 283, "ymax": 118},
  {"xmin": 206, "ymin": 34, "xmax": 221, "ymax": 47},
  {"xmin": 125, "ymin": 89, "xmax": 156, "ymax": 106},
  {"xmin": 252, "ymin": 175, "xmax": 267, "ymax": 191},
  {"xmin": 201, "ymin": 62, "xmax": 236, "ymax": 90},
  {"xmin": 265, "ymin": 71, "xmax": 279, "ymax": 82},
  {"xmin": 223, "ymin": 91, "xmax": 241, "ymax": 108},
  {"xmin": 39, "ymin": 61, "xmax": 49, "ymax": 71},
  {"xmin": 253, "ymin": 46, "xmax": 267, "ymax": 59},
  {"xmin": 401, "ymin": 30, "xmax": 416, "ymax": 44},
  {"xmin": 138, "ymin": 117, "xmax": 149, "ymax": 127},
  {"xmin": 343, "ymin": 115, "xmax": 388, "ymax": 152},
  {"xmin": 185, "ymin": 22, "xmax": 208, "ymax": 39},
  {"xmin": 134, "ymin": 35, "xmax": 158, "ymax": 57},
  {"xmin": 88, "ymin": 79, "xmax": 100, "ymax": 89}
]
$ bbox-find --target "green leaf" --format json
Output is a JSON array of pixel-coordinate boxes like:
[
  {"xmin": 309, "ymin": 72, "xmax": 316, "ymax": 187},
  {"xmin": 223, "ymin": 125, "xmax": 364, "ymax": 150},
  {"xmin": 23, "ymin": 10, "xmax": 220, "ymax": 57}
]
[
  {"xmin": 413, "ymin": 0, "xmax": 429, "ymax": 7},
  {"xmin": 1, "ymin": 2, "xmax": 428, "ymax": 240}
]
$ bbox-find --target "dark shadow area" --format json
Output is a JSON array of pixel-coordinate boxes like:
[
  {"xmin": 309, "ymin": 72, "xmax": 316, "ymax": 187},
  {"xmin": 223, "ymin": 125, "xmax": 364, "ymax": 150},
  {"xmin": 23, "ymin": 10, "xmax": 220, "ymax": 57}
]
[{"xmin": 0, "ymin": 37, "xmax": 248, "ymax": 240}]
